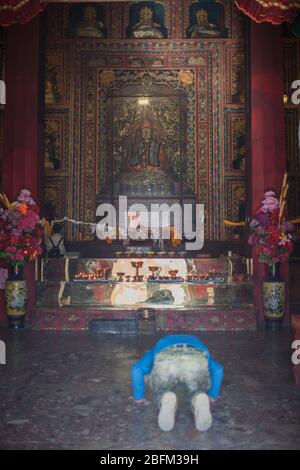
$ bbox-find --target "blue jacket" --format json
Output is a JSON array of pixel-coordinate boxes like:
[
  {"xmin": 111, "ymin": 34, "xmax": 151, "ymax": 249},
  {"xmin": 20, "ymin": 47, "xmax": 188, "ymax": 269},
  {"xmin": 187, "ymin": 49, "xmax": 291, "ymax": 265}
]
[{"xmin": 131, "ymin": 334, "xmax": 223, "ymax": 401}]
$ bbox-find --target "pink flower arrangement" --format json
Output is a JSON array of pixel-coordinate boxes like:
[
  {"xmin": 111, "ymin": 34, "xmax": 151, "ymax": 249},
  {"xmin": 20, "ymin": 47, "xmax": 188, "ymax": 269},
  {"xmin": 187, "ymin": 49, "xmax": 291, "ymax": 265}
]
[
  {"xmin": 0, "ymin": 190, "xmax": 43, "ymax": 267},
  {"xmin": 260, "ymin": 191, "xmax": 279, "ymax": 212},
  {"xmin": 248, "ymin": 190, "xmax": 295, "ymax": 267}
]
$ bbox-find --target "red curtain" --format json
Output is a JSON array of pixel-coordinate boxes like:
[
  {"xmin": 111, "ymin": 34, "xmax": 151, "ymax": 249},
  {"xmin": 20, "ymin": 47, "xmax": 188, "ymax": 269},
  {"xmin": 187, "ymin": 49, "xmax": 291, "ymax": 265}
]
[
  {"xmin": 0, "ymin": 1, "xmax": 47, "ymax": 27},
  {"xmin": 235, "ymin": 0, "xmax": 300, "ymax": 25}
]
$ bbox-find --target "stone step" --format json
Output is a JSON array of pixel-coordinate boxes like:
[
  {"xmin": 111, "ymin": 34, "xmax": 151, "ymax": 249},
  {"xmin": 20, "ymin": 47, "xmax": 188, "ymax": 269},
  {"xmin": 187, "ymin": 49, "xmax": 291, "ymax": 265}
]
[{"xmin": 30, "ymin": 306, "xmax": 257, "ymax": 332}]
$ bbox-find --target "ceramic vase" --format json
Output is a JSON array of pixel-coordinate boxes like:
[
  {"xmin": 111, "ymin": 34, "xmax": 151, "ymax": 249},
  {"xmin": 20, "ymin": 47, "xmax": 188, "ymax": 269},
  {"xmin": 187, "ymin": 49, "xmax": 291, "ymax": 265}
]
[
  {"xmin": 4, "ymin": 265, "xmax": 27, "ymax": 329},
  {"xmin": 262, "ymin": 263, "xmax": 285, "ymax": 331}
]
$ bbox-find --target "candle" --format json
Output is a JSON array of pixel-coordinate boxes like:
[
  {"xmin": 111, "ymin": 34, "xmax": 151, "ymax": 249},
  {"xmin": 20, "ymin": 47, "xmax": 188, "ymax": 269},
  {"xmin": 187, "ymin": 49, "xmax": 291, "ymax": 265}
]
[
  {"xmin": 279, "ymin": 182, "xmax": 289, "ymax": 219},
  {"xmin": 35, "ymin": 257, "xmax": 38, "ymax": 281},
  {"xmin": 279, "ymin": 172, "xmax": 288, "ymax": 207},
  {"xmin": 250, "ymin": 258, "xmax": 253, "ymax": 276},
  {"xmin": 279, "ymin": 200, "xmax": 286, "ymax": 220},
  {"xmin": 65, "ymin": 257, "xmax": 69, "ymax": 282},
  {"xmin": 246, "ymin": 258, "xmax": 250, "ymax": 275},
  {"xmin": 282, "ymin": 182, "xmax": 289, "ymax": 202}
]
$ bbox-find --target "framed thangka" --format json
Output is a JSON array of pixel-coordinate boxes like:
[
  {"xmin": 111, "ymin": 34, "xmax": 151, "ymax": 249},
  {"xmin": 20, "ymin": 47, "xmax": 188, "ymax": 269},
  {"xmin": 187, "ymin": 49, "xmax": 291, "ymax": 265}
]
[
  {"xmin": 45, "ymin": 114, "xmax": 68, "ymax": 174},
  {"xmin": 226, "ymin": 114, "xmax": 246, "ymax": 173},
  {"xmin": 45, "ymin": 50, "xmax": 70, "ymax": 107},
  {"xmin": 226, "ymin": 179, "xmax": 246, "ymax": 239},
  {"xmin": 226, "ymin": 48, "xmax": 245, "ymax": 106},
  {"xmin": 45, "ymin": 178, "xmax": 67, "ymax": 221}
]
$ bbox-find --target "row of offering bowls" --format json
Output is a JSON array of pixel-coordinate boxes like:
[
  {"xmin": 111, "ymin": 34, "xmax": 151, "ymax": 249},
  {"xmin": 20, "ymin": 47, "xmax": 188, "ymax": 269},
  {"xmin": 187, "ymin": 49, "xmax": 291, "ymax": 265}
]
[
  {"xmin": 186, "ymin": 271, "xmax": 225, "ymax": 282},
  {"xmin": 74, "ymin": 273, "xmax": 224, "ymax": 282},
  {"xmin": 115, "ymin": 274, "xmax": 185, "ymax": 282},
  {"xmin": 114, "ymin": 251, "xmax": 188, "ymax": 257},
  {"xmin": 74, "ymin": 264, "xmax": 225, "ymax": 283},
  {"xmin": 74, "ymin": 261, "xmax": 224, "ymax": 282},
  {"xmin": 74, "ymin": 268, "xmax": 111, "ymax": 281}
]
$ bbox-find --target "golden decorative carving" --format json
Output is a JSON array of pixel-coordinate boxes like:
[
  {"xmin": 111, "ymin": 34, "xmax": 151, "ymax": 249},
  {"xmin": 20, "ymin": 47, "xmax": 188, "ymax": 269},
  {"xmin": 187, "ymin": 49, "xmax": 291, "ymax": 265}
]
[
  {"xmin": 99, "ymin": 69, "xmax": 116, "ymax": 87},
  {"xmin": 140, "ymin": 6, "xmax": 153, "ymax": 23},
  {"xmin": 178, "ymin": 69, "xmax": 194, "ymax": 86}
]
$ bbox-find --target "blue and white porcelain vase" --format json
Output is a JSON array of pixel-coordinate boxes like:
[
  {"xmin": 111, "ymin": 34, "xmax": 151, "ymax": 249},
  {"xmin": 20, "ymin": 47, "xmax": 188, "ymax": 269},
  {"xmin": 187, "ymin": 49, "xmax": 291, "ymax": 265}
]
[
  {"xmin": 262, "ymin": 263, "xmax": 285, "ymax": 331},
  {"xmin": 4, "ymin": 265, "xmax": 27, "ymax": 330}
]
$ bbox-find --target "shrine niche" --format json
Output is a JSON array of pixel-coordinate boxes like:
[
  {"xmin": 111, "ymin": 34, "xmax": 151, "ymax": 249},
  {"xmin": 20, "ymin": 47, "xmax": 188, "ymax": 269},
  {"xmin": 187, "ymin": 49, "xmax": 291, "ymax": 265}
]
[
  {"xmin": 66, "ymin": 2, "xmax": 106, "ymax": 38},
  {"xmin": 187, "ymin": 1, "xmax": 228, "ymax": 38},
  {"xmin": 113, "ymin": 104, "xmax": 179, "ymax": 196},
  {"xmin": 126, "ymin": 2, "xmax": 167, "ymax": 39},
  {"xmin": 96, "ymin": 71, "xmax": 196, "ymax": 208}
]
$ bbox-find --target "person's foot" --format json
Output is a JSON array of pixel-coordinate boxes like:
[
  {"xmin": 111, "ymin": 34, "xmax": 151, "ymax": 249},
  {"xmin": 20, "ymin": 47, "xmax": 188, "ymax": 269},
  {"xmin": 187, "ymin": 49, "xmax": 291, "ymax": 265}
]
[
  {"xmin": 158, "ymin": 392, "xmax": 177, "ymax": 431},
  {"xmin": 191, "ymin": 393, "xmax": 212, "ymax": 431}
]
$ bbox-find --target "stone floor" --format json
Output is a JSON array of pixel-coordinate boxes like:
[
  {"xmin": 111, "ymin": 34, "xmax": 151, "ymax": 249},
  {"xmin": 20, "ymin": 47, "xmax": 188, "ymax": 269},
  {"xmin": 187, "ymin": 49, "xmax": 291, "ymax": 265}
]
[{"xmin": 0, "ymin": 327, "xmax": 299, "ymax": 450}]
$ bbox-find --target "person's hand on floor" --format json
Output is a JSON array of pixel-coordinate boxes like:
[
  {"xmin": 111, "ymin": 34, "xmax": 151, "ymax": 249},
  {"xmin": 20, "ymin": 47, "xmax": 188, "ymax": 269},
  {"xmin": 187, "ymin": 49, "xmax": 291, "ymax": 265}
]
[
  {"xmin": 128, "ymin": 396, "xmax": 146, "ymax": 404},
  {"xmin": 128, "ymin": 396, "xmax": 151, "ymax": 405}
]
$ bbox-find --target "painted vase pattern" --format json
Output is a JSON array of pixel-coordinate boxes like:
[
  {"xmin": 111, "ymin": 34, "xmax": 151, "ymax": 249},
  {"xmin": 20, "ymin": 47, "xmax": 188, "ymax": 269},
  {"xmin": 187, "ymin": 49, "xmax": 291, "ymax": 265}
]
[
  {"xmin": 5, "ymin": 280, "xmax": 27, "ymax": 317},
  {"xmin": 262, "ymin": 281, "xmax": 285, "ymax": 319}
]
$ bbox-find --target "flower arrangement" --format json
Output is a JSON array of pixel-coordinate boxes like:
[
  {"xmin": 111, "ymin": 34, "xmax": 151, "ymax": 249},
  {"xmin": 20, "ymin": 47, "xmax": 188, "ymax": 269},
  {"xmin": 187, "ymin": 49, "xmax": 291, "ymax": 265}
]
[
  {"xmin": 0, "ymin": 189, "xmax": 43, "ymax": 267},
  {"xmin": 248, "ymin": 190, "xmax": 294, "ymax": 267}
]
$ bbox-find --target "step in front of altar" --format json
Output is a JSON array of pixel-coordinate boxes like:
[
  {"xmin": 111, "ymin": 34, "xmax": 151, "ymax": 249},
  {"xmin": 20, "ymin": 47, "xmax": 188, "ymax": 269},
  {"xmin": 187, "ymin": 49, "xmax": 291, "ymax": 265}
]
[{"xmin": 30, "ymin": 306, "xmax": 257, "ymax": 332}]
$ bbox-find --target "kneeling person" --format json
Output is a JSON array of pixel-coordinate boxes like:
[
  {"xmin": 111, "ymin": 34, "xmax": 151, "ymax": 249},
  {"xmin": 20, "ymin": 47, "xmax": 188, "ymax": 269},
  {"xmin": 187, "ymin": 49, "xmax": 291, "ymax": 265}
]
[{"xmin": 131, "ymin": 334, "xmax": 223, "ymax": 431}]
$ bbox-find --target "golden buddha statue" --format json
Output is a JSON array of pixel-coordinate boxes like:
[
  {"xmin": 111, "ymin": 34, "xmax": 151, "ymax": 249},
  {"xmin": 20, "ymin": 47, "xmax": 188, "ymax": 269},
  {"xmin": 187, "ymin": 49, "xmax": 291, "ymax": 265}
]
[
  {"xmin": 76, "ymin": 5, "xmax": 104, "ymax": 38},
  {"xmin": 131, "ymin": 5, "xmax": 164, "ymax": 39},
  {"xmin": 188, "ymin": 8, "xmax": 221, "ymax": 38}
]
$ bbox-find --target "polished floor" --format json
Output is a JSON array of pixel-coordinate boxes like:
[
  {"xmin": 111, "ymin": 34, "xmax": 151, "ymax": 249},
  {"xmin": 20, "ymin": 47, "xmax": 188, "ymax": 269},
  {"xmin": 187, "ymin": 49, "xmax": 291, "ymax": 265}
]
[{"xmin": 0, "ymin": 327, "xmax": 299, "ymax": 450}]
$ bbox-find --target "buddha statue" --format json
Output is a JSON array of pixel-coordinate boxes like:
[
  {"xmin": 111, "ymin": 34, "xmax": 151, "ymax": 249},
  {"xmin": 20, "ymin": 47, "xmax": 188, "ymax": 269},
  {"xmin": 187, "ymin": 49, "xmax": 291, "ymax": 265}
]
[
  {"xmin": 75, "ymin": 5, "xmax": 104, "ymax": 38},
  {"xmin": 130, "ymin": 127, "xmax": 161, "ymax": 170},
  {"xmin": 131, "ymin": 5, "xmax": 164, "ymax": 39},
  {"xmin": 115, "ymin": 118, "xmax": 177, "ymax": 197},
  {"xmin": 188, "ymin": 8, "xmax": 221, "ymax": 38}
]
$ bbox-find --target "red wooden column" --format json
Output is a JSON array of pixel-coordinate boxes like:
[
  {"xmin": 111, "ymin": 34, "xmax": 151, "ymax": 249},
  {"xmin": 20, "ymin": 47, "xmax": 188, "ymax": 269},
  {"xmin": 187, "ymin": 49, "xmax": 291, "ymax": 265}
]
[
  {"xmin": 250, "ymin": 21, "xmax": 289, "ymax": 323},
  {"xmin": 0, "ymin": 16, "xmax": 44, "ymax": 322}
]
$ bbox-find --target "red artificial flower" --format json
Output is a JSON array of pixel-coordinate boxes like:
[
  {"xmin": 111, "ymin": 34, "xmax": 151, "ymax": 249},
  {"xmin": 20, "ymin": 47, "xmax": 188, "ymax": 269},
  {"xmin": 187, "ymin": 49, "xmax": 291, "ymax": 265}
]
[
  {"xmin": 0, "ymin": 190, "xmax": 43, "ymax": 267},
  {"xmin": 17, "ymin": 203, "xmax": 28, "ymax": 215}
]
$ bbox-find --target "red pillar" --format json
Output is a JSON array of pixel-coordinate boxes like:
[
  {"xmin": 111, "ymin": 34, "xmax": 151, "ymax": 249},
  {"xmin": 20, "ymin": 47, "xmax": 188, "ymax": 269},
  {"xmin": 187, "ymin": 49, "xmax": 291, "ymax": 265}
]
[
  {"xmin": 250, "ymin": 21, "xmax": 289, "ymax": 323},
  {"xmin": 0, "ymin": 16, "xmax": 43, "ymax": 322}
]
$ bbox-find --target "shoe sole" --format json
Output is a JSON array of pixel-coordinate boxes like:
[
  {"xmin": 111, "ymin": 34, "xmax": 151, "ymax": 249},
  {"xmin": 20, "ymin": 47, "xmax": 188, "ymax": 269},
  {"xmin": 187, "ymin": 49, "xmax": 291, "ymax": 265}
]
[
  {"xmin": 192, "ymin": 393, "xmax": 212, "ymax": 432},
  {"xmin": 158, "ymin": 392, "xmax": 177, "ymax": 432}
]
